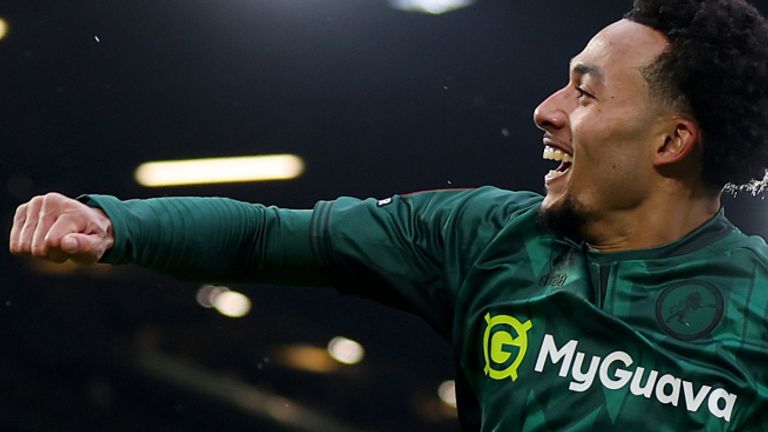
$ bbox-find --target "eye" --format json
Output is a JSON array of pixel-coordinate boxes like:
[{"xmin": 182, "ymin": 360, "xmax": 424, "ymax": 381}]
[{"xmin": 575, "ymin": 86, "xmax": 593, "ymax": 99}]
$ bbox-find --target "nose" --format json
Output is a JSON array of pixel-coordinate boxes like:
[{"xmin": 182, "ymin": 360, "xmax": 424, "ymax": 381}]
[{"xmin": 533, "ymin": 88, "xmax": 568, "ymax": 132}]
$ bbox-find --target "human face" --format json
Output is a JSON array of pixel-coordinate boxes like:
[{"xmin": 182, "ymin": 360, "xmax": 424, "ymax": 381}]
[{"xmin": 534, "ymin": 20, "xmax": 672, "ymax": 236}]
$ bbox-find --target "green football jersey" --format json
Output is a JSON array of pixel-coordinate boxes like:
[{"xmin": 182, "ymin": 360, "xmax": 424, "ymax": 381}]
[{"xmin": 82, "ymin": 186, "xmax": 768, "ymax": 431}]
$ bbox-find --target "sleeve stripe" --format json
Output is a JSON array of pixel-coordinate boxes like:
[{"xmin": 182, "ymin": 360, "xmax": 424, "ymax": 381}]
[{"xmin": 310, "ymin": 200, "xmax": 334, "ymax": 274}]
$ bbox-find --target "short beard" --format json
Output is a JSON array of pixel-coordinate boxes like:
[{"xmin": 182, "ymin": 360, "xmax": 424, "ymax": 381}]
[{"xmin": 537, "ymin": 195, "xmax": 589, "ymax": 241}]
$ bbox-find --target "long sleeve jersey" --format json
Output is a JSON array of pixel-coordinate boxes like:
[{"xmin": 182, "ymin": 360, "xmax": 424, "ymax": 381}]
[{"xmin": 80, "ymin": 186, "xmax": 768, "ymax": 431}]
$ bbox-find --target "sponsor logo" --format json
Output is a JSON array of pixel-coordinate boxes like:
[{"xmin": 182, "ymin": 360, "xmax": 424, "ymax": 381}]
[
  {"xmin": 376, "ymin": 197, "xmax": 393, "ymax": 207},
  {"xmin": 481, "ymin": 314, "xmax": 737, "ymax": 422},
  {"xmin": 482, "ymin": 313, "xmax": 533, "ymax": 381},
  {"xmin": 538, "ymin": 250, "xmax": 572, "ymax": 287},
  {"xmin": 538, "ymin": 273, "xmax": 567, "ymax": 287},
  {"xmin": 656, "ymin": 281, "xmax": 724, "ymax": 340}
]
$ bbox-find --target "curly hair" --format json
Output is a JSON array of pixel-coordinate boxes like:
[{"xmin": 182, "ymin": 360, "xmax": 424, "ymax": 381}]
[{"xmin": 624, "ymin": 0, "xmax": 768, "ymax": 192}]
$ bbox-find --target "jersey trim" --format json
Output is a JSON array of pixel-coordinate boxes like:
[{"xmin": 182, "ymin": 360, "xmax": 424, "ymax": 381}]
[{"xmin": 586, "ymin": 209, "xmax": 734, "ymax": 263}]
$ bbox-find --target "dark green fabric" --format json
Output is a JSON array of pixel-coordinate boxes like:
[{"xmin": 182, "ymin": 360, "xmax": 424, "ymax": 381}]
[
  {"xmin": 80, "ymin": 187, "xmax": 768, "ymax": 430},
  {"xmin": 78, "ymin": 194, "xmax": 326, "ymax": 285}
]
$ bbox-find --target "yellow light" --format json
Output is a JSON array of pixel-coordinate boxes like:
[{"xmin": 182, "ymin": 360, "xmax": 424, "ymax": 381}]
[
  {"xmin": 273, "ymin": 345, "xmax": 340, "ymax": 374},
  {"xmin": 0, "ymin": 18, "xmax": 8, "ymax": 41},
  {"xmin": 212, "ymin": 290, "xmax": 251, "ymax": 318},
  {"xmin": 27, "ymin": 258, "xmax": 112, "ymax": 276},
  {"xmin": 437, "ymin": 380, "xmax": 457, "ymax": 408},
  {"xmin": 327, "ymin": 337, "xmax": 365, "ymax": 365},
  {"xmin": 134, "ymin": 154, "xmax": 305, "ymax": 187}
]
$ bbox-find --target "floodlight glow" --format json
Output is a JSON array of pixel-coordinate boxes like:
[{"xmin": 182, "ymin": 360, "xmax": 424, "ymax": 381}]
[
  {"xmin": 135, "ymin": 154, "xmax": 305, "ymax": 187},
  {"xmin": 213, "ymin": 290, "xmax": 252, "ymax": 318},
  {"xmin": 438, "ymin": 380, "xmax": 457, "ymax": 408},
  {"xmin": 0, "ymin": 18, "xmax": 9, "ymax": 40},
  {"xmin": 389, "ymin": 0, "xmax": 474, "ymax": 15},
  {"xmin": 196, "ymin": 284, "xmax": 229, "ymax": 308},
  {"xmin": 327, "ymin": 337, "xmax": 365, "ymax": 365},
  {"xmin": 273, "ymin": 345, "xmax": 340, "ymax": 374}
]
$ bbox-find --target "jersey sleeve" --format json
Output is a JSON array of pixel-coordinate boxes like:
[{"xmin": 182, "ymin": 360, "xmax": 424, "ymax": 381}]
[
  {"xmin": 78, "ymin": 194, "xmax": 329, "ymax": 285},
  {"xmin": 308, "ymin": 186, "xmax": 542, "ymax": 336}
]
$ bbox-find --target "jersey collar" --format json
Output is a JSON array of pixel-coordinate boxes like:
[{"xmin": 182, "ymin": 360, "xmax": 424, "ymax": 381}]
[{"xmin": 582, "ymin": 208, "xmax": 735, "ymax": 264}]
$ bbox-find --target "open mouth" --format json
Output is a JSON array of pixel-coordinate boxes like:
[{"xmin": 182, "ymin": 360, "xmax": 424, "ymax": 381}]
[{"xmin": 543, "ymin": 145, "xmax": 573, "ymax": 183}]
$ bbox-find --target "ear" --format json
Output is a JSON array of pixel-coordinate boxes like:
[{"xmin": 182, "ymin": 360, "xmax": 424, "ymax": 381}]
[{"xmin": 653, "ymin": 118, "xmax": 700, "ymax": 167}]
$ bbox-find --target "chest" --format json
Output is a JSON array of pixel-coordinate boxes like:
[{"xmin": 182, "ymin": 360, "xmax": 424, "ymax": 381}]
[{"xmin": 451, "ymin": 238, "xmax": 756, "ymax": 431}]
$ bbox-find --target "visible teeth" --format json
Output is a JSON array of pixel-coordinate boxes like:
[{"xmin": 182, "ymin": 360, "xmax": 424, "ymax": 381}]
[{"xmin": 542, "ymin": 146, "xmax": 572, "ymax": 163}]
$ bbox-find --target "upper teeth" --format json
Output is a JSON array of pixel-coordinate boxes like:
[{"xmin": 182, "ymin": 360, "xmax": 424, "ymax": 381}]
[{"xmin": 543, "ymin": 146, "xmax": 572, "ymax": 163}]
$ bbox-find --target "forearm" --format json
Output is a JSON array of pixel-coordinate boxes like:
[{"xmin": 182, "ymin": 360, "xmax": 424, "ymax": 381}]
[{"xmin": 78, "ymin": 194, "xmax": 329, "ymax": 285}]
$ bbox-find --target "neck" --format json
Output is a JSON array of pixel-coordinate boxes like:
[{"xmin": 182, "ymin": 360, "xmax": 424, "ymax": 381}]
[{"xmin": 584, "ymin": 186, "xmax": 721, "ymax": 253}]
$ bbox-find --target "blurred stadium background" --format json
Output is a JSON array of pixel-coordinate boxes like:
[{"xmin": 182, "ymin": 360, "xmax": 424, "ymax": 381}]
[{"xmin": 2, "ymin": 0, "xmax": 767, "ymax": 430}]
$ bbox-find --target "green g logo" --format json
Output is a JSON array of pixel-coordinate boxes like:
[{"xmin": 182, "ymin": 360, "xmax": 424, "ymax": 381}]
[{"xmin": 483, "ymin": 313, "xmax": 533, "ymax": 381}]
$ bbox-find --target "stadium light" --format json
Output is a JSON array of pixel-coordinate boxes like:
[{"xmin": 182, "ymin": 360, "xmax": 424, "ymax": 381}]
[
  {"xmin": 134, "ymin": 154, "xmax": 305, "ymax": 187},
  {"xmin": 273, "ymin": 345, "xmax": 340, "ymax": 374},
  {"xmin": 327, "ymin": 337, "xmax": 365, "ymax": 365},
  {"xmin": 212, "ymin": 290, "xmax": 252, "ymax": 318},
  {"xmin": 0, "ymin": 18, "xmax": 9, "ymax": 40},
  {"xmin": 437, "ymin": 380, "xmax": 457, "ymax": 408},
  {"xmin": 389, "ymin": 0, "xmax": 475, "ymax": 15}
]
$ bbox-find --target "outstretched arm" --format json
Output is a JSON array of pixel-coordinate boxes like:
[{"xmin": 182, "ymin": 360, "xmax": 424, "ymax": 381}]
[{"xmin": 9, "ymin": 192, "xmax": 328, "ymax": 285}]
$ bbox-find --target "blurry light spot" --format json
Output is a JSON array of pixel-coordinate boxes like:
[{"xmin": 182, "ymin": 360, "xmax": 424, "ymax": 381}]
[
  {"xmin": 27, "ymin": 259, "xmax": 112, "ymax": 276},
  {"xmin": 213, "ymin": 290, "xmax": 251, "ymax": 318},
  {"xmin": 389, "ymin": 0, "xmax": 474, "ymax": 15},
  {"xmin": 196, "ymin": 284, "xmax": 229, "ymax": 308},
  {"xmin": 273, "ymin": 345, "xmax": 340, "ymax": 374},
  {"xmin": 438, "ymin": 380, "xmax": 457, "ymax": 408},
  {"xmin": 501, "ymin": 128, "xmax": 510, "ymax": 137},
  {"xmin": 134, "ymin": 154, "xmax": 305, "ymax": 187},
  {"xmin": 94, "ymin": 35, "xmax": 101, "ymax": 43},
  {"xmin": 266, "ymin": 397, "xmax": 297, "ymax": 421},
  {"xmin": 0, "ymin": 18, "xmax": 8, "ymax": 41},
  {"xmin": 327, "ymin": 336, "xmax": 365, "ymax": 365}
]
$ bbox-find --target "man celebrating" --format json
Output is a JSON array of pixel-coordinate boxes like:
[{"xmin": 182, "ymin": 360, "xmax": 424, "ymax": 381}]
[{"xmin": 9, "ymin": 0, "xmax": 768, "ymax": 429}]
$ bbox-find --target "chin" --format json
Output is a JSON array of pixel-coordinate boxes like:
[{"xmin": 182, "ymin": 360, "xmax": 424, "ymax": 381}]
[{"xmin": 538, "ymin": 193, "xmax": 588, "ymax": 240}]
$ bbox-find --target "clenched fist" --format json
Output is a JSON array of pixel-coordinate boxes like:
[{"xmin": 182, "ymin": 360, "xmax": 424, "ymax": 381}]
[{"xmin": 9, "ymin": 193, "xmax": 115, "ymax": 264}]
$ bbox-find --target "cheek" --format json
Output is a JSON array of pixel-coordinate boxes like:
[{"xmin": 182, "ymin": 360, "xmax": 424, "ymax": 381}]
[
  {"xmin": 571, "ymin": 108, "xmax": 649, "ymax": 169},
  {"xmin": 570, "ymin": 122, "xmax": 649, "ymax": 197},
  {"xmin": 570, "ymin": 120, "xmax": 610, "ymax": 169}
]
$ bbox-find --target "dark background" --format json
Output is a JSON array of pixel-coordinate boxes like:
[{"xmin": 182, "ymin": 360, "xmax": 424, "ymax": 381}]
[{"xmin": 2, "ymin": 1, "xmax": 767, "ymax": 430}]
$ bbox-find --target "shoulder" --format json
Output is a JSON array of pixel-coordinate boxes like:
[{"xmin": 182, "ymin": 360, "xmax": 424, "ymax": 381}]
[
  {"xmin": 730, "ymin": 231, "xmax": 768, "ymax": 273},
  {"xmin": 723, "ymin": 231, "xmax": 768, "ymax": 271},
  {"xmin": 317, "ymin": 187, "xmax": 543, "ymax": 243},
  {"xmin": 399, "ymin": 186, "xmax": 543, "ymax": 223}
]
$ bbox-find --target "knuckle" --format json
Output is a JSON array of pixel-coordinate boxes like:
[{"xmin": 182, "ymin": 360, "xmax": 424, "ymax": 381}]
[
  {"xmin": 14, "ymin": 203, "xmax": 28, "ymax": 218},
  {"xmin": 44, "ymin": 192, "xmax": 67, "ymax": 208},
  {"xmin": 42, "ymin": 192, "xmax": 60, "ymax": 205}
]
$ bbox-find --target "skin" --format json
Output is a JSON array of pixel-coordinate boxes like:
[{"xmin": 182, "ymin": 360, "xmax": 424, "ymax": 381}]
[
  {"xmin": 9, "ymin": 19, "xmax": 723, "ymax": 262},
  {"xmin": 8, "ymin": 193, "xmax": 113, "ymax": 264},
  {"xmin": 534, "ymin": 19, "xmax": 721, "ymax": 252}
]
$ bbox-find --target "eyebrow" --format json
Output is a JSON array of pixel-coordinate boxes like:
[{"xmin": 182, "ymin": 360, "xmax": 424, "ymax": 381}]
[{"xmin": 570, "ymin": 61, "xmax": 605, "ymax": 84}]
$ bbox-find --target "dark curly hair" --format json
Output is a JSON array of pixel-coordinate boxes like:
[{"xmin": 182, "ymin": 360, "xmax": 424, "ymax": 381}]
[{"xmin": 624, "ymin": 0, "xmax": 768, "ymax": 192}]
